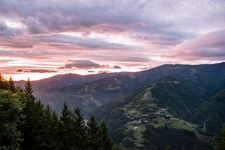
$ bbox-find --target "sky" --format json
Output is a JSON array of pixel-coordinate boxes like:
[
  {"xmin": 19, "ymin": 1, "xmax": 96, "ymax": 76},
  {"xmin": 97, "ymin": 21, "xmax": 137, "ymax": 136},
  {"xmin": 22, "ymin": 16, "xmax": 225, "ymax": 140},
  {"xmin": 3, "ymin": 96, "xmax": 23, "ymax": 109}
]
[{"xmin": 0, "ymin": 0, "xmax": 225, "ymax": 80}]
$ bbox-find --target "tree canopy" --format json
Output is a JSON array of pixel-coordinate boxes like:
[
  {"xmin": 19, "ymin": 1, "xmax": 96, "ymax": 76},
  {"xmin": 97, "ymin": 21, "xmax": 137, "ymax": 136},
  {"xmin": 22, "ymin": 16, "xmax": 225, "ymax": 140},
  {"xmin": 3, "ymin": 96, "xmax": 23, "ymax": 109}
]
[{"xmin": 0, "ymin": 75, "xmax": 116, "ymax": 150}]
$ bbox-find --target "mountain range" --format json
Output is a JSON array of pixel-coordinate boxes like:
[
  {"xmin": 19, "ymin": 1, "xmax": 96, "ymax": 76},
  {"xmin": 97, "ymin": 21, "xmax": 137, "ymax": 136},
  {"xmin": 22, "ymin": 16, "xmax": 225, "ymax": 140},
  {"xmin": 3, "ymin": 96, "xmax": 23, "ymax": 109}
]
[{"xmin": 16, "ymin": 62, "xmax": 225, "ymax": 150}]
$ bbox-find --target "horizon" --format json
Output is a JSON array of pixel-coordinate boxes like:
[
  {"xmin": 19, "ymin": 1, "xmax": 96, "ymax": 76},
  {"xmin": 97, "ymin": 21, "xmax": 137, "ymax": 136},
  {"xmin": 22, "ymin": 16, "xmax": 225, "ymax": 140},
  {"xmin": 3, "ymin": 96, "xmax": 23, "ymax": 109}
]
[
  {"xmin": 3, "ymin": 61, "xmax": 225, "ymax": 81},
  {"xmin": 1, "ymin": 0, "xmax": 225, "ymax": 80}
]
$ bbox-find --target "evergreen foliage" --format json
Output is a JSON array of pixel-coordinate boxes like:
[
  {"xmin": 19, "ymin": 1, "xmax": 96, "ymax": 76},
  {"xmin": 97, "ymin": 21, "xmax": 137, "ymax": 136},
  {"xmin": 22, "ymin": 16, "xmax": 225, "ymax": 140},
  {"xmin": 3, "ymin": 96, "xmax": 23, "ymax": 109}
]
[
  {"xmin": 72, "ymin": 107, "xmax": 87, "ymax": 150},
  {"xmin": 0, "ymin": 75, "xmax": 115, "ymax": 150},
  {"xmin": 0, "ymin": 90, "xmax": 24, "ymax": 150},
  {"xmin": 0, "ymin": 74, "xmax": 15, "ymax": 91},
  {"xmin": 215, "ymin": 127, "xmax": 225, "ymax": 150},
  {"xmin": 99, "ymin": 122, "xmax": 113, "ymax": 150},
  {"xmin": 24, "ymin": 78, "xmax": 35, "ymax": 102},
  {"xmin": 8, "ymin": 77, "xmax": 15, "ymax": 92}
]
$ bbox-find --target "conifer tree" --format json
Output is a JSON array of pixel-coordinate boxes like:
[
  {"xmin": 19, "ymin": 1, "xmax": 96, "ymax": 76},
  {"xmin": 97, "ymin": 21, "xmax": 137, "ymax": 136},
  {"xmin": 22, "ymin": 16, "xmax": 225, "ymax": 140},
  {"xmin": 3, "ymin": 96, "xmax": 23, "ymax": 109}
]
[
  {"xmin": 99, "ymin": 122, "xmax": 112, "ymax": 150},
  {"xmin": 0, "ymin": 90, "xmax": 22, "ymax": 150},
  {"xmin": 24, "ymin": 78, "xmax": 35, "ymax": 101},
  {"xmin": 215, "ymin": 127, "xmax": 225, "ymax": 150},
  {"xmin": 0, "ymin": 74, "xmax": 8, "ymax": 89},
  {"xmin": 35, "ymin": 104, "xmax": 58, "ymax": 150},
  {"xmin": 21, "ymin": 79, "xmax": 44, "ymax": 150},
  {"xmin": 0, "ymin": 74, "xmax": 4, "ymax": 89},
  {"xmin": 8, "ymin": 77, "xmax": 15, "ymax": 91},
  {"xmin": 59, "ymin": 103, "xmax": 75, "ymax": 150},
  {"xmin": 0, "ymin": 76, "xmax": 115, "ymax": 150},
  {"xmin": 72, "ymin": 107, "xmax": 87, "ymax": 150},
  {"xmin": 47, "ymin": 112, "xmax": 61, "ymax": 149},
  {"xmin": 87, "ymin": 116, "xmax": 101, "ymax": 150},
  {"xmin": 60, "ymin": 103, "xmax": 72, "ymax": 124}
]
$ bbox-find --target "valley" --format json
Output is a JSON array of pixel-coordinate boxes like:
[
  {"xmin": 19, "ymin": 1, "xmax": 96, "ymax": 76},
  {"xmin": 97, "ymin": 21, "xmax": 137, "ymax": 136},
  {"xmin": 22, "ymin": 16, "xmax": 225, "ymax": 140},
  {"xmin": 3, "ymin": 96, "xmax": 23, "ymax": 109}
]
[{"xmin": 16, "ymin": 62, "xmax": 225, "ymax": 150}]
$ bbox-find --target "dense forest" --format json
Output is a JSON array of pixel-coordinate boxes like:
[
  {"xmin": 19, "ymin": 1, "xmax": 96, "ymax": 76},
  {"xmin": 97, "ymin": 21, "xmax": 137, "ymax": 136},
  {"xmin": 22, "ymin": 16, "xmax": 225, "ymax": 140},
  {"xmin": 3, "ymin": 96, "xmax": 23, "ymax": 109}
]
[
  {"xmin": 215, "ymin": 128, "xmax": 225, "ymax": 150},
  {"xmin": 0, "ymin": 74, "xmax": 125, "ymax": 150},
  {"xmin": 0, "ymin": 74, "xmax": 225, "ymax": 150}
]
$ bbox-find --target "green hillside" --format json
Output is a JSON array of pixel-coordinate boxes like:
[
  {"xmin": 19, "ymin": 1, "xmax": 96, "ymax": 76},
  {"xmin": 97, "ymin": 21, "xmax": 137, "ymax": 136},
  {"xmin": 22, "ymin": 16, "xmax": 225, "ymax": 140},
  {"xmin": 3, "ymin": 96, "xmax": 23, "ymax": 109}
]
[
  {"xmin": 93, "ymin": 76, "xmax": 212, "ymax": 150},
  {"xmin": 192, "ymin": 89, "xmax": 225, "ymax": 134},
  {"xmin": 16, "ymin": 62, "xmax": 225, "ymax": 114},
  {"xmin": 14, "ymin": 62, "xmax": 225, "ymax": 149}
]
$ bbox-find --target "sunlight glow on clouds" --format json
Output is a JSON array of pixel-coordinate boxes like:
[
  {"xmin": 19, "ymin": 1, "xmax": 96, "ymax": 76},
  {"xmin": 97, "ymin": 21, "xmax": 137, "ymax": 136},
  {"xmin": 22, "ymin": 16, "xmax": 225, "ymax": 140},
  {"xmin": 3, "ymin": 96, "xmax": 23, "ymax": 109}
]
[
  {"xmin": 0, "ymin": 0, "xmax": 225, "ymax": 80},
  {"xmin": 4, "ymin": 20, "xmax": 25, "ymax": 29}
]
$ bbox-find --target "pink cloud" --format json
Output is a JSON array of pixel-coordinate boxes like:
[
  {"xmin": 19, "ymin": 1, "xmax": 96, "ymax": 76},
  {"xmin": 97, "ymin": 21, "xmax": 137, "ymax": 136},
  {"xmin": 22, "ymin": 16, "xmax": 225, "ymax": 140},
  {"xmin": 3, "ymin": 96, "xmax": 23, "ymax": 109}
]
[
  {"xmin": 175, "ymin": 29, "xmax": 225, "ymax": 60},
  {"xmin": 0, "ymin": 0, "xmax": 225, "ymax": 80}
]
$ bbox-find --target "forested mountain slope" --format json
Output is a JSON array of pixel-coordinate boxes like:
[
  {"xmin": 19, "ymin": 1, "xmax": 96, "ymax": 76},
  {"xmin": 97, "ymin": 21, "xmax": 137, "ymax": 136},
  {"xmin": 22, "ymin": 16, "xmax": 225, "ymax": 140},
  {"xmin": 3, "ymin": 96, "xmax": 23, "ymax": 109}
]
[
  {"xmin": 13, "ymin": 62, "xmax": 225, "ymax": 149},
  {"xmin": 191, "ymin": 89, "xmax": 225, "ymax": 134},
  {"xmin": 92, "ymin": 76, "xmax": 213, "ymax": 150},
  {"xmin": 16, "ymin": 62, "xmax": 225, "ymax": 113}
]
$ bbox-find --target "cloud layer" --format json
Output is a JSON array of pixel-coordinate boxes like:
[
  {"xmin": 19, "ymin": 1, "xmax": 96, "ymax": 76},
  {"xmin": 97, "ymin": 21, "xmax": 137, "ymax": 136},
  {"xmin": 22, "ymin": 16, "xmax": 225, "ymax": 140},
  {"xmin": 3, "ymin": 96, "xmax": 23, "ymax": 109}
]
[
  {"xmin": 0, "ymin": 0, "xmax": 225, "ymax": 80},
  {"xmin": 64, "ymin": 60, "xmax": 101, "ymax": 69}
]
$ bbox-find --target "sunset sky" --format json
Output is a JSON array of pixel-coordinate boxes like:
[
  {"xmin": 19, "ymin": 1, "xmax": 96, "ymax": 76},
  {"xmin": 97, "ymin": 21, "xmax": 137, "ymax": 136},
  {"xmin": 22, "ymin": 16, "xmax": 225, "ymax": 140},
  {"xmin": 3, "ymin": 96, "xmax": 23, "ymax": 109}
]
[{"xmin": 0, "ymin": 0, "xmax": 225, "ymax": 80}]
